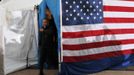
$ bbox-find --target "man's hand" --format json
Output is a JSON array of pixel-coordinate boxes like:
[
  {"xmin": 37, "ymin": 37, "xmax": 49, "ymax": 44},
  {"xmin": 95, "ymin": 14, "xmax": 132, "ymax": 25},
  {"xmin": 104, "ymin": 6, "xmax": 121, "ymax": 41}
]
[
  {"xmin": 40, "ymin": 28, "xmax": 44, "ymax": 32},
  {"xmin": 53, "ymin": 36, "xmax": 56, "ymax": 42}
]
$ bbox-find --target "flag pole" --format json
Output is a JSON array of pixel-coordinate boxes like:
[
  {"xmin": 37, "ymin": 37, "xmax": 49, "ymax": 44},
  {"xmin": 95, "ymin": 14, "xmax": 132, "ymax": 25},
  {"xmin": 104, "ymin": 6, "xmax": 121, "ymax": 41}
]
[{"xmin": 59, "ymin": 0, "xmax": 63, "ymax": 73}]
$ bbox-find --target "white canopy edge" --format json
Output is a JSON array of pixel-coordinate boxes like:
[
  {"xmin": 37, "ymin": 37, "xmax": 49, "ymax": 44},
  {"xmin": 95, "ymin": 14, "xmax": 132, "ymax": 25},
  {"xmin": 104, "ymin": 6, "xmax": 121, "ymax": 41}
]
[
  {"xmin": 0, "ymin": 5, "xmax": 5, "ymax": 75},
  {"xmin": 0, "ymin": 0, "xmax": 42, "ymax": 11}
]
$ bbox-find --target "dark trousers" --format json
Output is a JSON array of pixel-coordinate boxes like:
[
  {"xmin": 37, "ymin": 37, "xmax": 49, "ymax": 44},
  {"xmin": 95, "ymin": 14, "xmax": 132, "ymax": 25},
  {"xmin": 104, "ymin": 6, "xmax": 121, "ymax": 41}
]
[
  {"xmin": 39, "ymin": 47, "xmax": 47, "ymax": 73},
  {"xmin": 39, "ymin": 47, "xmax": 58, "ymax": 73}
]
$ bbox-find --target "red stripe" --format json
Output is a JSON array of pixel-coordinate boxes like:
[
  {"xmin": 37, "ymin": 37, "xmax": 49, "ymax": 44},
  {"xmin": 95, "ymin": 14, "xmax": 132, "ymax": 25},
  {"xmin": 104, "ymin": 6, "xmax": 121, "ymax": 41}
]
[
  {"xmin": 104, "ymin": 18, "xmax": 134, "ymax": 23},
  {"xmin": 63, "ymin": 29, "xmax": 134, "ymax": 38},
  {"xmin": 104, "ymin": 6, "xmax": 134, "ymax": 12},
  {"xmin": 63, "ymin": 49, "xmax": 134, "ymax": 62},
  {"xmin": 122, "ymin": 0, "xmax": 134, "ymax": 1},
  {"xmin": 63, "ymin": 39, "xmax": 134, "ymax": 50}
]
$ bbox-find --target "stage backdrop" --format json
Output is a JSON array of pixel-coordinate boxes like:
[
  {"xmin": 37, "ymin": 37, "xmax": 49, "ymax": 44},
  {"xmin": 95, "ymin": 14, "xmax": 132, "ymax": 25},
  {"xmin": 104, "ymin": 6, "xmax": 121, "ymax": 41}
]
[{"xmin": 38, "ymin": 0, "xmax": 134, "ymax": 75}]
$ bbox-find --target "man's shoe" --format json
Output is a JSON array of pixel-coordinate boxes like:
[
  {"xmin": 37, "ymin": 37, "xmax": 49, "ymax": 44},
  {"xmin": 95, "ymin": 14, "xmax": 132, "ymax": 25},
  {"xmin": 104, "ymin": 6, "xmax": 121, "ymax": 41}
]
[{"xmin": 39, "ymin": 72, "xmax": 44, "ymax": 75}]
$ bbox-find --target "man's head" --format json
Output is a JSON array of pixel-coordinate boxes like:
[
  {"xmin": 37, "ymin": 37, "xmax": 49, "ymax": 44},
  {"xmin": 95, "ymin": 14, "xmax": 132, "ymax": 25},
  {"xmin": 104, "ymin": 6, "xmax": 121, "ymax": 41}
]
[
  {"xmin": 43, "ymin": 19, "xmax": 48, "ymax": 27},
  {"xmin": 45, "ymin": 7, "xmax": 51, "ymax": 17},
  {"xmin": 45, "ymin": 7, "xmax": 52, "ymax": 20}
]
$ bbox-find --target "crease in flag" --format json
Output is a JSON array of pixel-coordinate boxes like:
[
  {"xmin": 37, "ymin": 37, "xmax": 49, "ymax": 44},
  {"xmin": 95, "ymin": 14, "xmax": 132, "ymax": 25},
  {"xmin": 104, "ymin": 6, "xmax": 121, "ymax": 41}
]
[{"xmin": 60, "ymin": 0, "xmax": 134, "ymax": 75}]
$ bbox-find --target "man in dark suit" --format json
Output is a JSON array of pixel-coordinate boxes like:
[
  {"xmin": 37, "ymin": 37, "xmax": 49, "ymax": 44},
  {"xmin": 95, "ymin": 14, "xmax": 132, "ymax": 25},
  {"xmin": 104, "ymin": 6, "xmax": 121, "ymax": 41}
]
[
  {"xmin": 39, "ymin": 19, "xmax": 53, "ymax": 75},
  {"xmin": 39, "ymin": 19, "xmax": 57, "ymax": 75},
  {"xmin": 45, "ymin": 8, "xmax": 58, "ymax": 69}
]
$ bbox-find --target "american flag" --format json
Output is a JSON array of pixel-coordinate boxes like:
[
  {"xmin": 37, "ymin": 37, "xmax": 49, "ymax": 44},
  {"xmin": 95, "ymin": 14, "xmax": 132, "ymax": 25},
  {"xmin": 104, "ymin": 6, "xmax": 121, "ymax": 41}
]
[{"xmin": 61, "ymin": 0, "xmax": 134, "ymax": 62}]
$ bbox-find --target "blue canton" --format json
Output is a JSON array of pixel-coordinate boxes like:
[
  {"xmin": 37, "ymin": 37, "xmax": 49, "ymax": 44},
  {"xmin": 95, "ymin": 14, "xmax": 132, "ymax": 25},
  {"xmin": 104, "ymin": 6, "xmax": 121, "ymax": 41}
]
[{"xmin": 62, "ymin": 0, "xmax": 103, "ymax": 25}]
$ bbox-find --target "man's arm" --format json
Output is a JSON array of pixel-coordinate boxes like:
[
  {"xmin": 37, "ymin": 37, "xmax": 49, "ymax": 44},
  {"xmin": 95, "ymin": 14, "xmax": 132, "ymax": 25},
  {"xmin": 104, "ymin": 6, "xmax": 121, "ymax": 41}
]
[
  {"xmin": 39, "ymin": 28, "xmax": 44, "ymax": 47},
  {"xmin": 40, "ymin": 28, "xmax": 44, "ymax": 32}
]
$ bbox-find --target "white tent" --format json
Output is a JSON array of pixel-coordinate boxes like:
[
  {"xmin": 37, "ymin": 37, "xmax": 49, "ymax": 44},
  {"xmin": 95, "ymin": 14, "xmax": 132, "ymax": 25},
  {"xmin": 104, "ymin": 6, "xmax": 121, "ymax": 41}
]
[
  {"xmin": 0, "ymin": 0, "xmax": 42, "ymax": 74},
  {"xmin": 0, "ymin": 5, "xmax": 4, "ymax": 75}
]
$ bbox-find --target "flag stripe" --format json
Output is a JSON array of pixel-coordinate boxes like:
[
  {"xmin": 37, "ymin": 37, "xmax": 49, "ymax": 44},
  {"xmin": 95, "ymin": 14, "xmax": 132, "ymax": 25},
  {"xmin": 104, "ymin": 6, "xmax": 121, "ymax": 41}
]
[
  {"xmin": 104, "ymin": 6, "xmax": 134, "ymax": 12},
  {"xmin": 63, "ymin": 44, "xmax": 134, "ymax": 56},
  {"xmin": 63, "ymin": 39, "xmax": 134, "ymax": 50},
  {"xmin": 63, "ymin": 29, "xmax": 134, "ymax": 38},
  {"xmin": 124, "ymin": 0, "xmax": 134, "ymax": 1},
  {"xmin": 103, "ymin": 0, "xmax": 134, "ymax": 7},
  {"xmin": 63, "ymin": 34, "xmax": 134, "ymax": 45},
  {"xmin": 62, "ymin": 23, "xmax": 134, "ymax": 32},
  {"xmin": 104, "ymin": 18, "xmax": 134, "ymax": 23},
  {"xmin": 104, "ymin": 12, "xmax": 134, "ymax": 18},
  {"xmin": 63, "ymin": 49, "xmax": 134, "ymax": 62},
  {"xmin": 123, "ymin": 0, "xmax": 134, "ymax": 1}
]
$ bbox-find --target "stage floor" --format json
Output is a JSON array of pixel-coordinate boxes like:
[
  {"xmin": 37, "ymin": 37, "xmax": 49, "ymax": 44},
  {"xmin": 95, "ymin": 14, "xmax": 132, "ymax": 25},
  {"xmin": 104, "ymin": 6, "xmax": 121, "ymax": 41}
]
[
  {"xmin": 8, "ymin": 69, "xmax": 58, "ymax": 75},
  {"xmin": 8, "ymin": 69, "xmax": 134, "ymax": 75}
]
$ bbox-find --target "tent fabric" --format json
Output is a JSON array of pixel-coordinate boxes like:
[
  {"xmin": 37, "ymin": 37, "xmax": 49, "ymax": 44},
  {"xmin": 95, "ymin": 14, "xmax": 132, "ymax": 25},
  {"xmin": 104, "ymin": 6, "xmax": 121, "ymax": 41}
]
[
  {"xmin": 0, "ymin": 0, "xmax": 41, "ymax": 74},
  {"xmin": 0, "ymin": 0, "xmax": 42, "ymax": 10},
  {"xmin": 38, "ymin": 0, "xmax": 60, "ymax": 48},
  {"xmin": 4, "ymin": 10, "xmax": 38, "ymax": 74},
  {"xmin": 0, "ymin": 5, "xmax": 5, "ymax": 75},
  {"xmin": 38, "ymin": 0, "xmax": 61, "ymax": 66},
  {"xmin": 0, "ymin": 25, "xmax": 4, "ymax": 75}
]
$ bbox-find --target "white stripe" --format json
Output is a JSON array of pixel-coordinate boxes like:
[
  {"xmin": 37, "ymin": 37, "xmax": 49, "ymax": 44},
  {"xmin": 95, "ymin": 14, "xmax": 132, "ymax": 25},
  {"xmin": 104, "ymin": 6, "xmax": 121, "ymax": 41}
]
[
  {"xmin": 62, "ymin": 23, "xmax": 134, "ymax": 32},
  {"xmin": 63, "ymin": 44, "xmax": 134, "ymax": 56},
  {"xmin": 104, "ymin": 12, "xmax": 134, "ymax": 18},
  {"xmin": 63, "ymin": 34, "xmax": 134, "ymax": 45},
  {"xmin": 103, "ymin": 0, "xmax": 134, "ymax": 7}
]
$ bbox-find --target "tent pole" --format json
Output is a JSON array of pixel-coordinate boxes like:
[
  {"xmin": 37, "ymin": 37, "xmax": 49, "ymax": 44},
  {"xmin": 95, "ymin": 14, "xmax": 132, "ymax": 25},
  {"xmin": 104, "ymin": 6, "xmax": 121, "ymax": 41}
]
[
  {"xmin": 0, "ymin": 25, "xmax": 4, "ymax": 75},
  {"xmin": 59, "ymin": 0, "xmax": 63, "ymax": 73}
]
